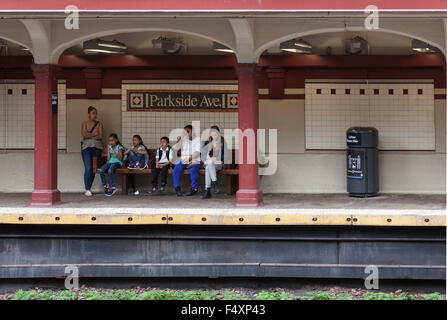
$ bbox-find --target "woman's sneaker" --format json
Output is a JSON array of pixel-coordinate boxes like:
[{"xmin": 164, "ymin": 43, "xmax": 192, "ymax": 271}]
[
  {"xmin": 103, "ymin": 186, "xmax": 110, "ymax": 196},
  {"xmin": 127, "ymin": 163, "xmax": 136, "ymax": 169},
  {"xmin": 106, "ymin": 187, "xmax": 118, "ymax": 196}
]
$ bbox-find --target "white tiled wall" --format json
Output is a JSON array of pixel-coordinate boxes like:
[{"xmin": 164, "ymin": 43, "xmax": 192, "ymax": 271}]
[
  {"xmin": 305, "ymin": 80, "xmax": 435, "ymax": 150},
  {"xmin": 121, "ymin": 83, "xmax": 238, "ymax": 148},
  {"xmin": 0, "ymin": 81, "xmax": 67, "ymax": 150}
]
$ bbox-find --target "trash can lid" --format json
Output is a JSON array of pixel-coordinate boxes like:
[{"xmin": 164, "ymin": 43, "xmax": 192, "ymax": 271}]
[{"xmin": 347, "ymin": 127, "xmax": 378, "ymax": 134}]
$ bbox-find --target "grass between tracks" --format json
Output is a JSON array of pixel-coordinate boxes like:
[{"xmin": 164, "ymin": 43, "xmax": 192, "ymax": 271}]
[{"xmin": 5, "ymin": 289, "xmax": 445, "ymax": 300}]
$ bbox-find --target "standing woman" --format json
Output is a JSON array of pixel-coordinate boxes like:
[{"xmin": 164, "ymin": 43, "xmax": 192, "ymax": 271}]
[{"xmin": 81, "ymin": 106, "xmax": 104, "ymax": 196}]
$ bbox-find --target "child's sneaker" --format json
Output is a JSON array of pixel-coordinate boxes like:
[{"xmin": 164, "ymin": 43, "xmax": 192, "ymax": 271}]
[{"xmin": 106, "ymin": 187, "xmax": 118, "ymax": 196}]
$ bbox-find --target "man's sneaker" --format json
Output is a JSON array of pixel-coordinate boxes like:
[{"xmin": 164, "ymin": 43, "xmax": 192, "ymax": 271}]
[
  {"xmin": 175, "ymin": 187, "xmax": 182, "ymax": 197},
  {"xmin": 106, "ymin": 187, "xmax": 118, "ymax": 196},
  {"xmin": 185, "ymin": 188, "xmax": 198, "ymax": 196},
  {"xmin": 160, "ymin": 184, "xmax": 166, "ymax": 192},
  {"xmin": 149, "ymin": 186, "xmax": 158, "ymax": 194}
]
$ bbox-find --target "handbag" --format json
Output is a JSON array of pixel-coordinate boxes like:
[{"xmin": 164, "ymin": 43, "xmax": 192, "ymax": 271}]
[{"xmin": 80, "ymin": 121, "xmax": 99, "ymax": 150}]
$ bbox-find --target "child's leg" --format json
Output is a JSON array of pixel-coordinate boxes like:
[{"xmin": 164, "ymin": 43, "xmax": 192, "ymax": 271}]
[
  {"xmin": 187, "ymin": 164, "xmax": 200, "ymax": 190},
  {"xmin": 107, "ymin": 162, "xmax": 122, "ymax": 188},
  {"xmin": 128, "ymin": 151, "xmax": 137, "ymax": 165},
  {"xmin": 99, "ymin": 162, "xmax": 111, "ymax": 187},
  {"xmin": 173, "ymin": 162, "xmax": 186, "ymax": 189},
  {"xmin": 160, "ymin": 165, "xmax": 169, "ymax": 186},
  {"xmin": 136, "ymin": 153, "xmax": 145, "ymax": 164},
  {"xmin": 152, "ymin": 167, "xmax": 160, "ymax": 187}
]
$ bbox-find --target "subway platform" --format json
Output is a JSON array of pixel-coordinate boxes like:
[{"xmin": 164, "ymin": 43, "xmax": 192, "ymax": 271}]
[{"xmin": 0, "ymin": 192, "xmax": 444, "ymax": 226}]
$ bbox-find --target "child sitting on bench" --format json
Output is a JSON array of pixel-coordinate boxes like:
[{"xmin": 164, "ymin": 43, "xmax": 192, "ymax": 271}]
[
  {"xmin": 124, "ymin": 134, "xmax": 149, "ymax": 169},
  {"xmin": 100, "ymin": 133, "xmax": 125, "ymax": 196},
  {"xmin": 150, "ymin": 136, "xmax": 173, "ymax": 193}
]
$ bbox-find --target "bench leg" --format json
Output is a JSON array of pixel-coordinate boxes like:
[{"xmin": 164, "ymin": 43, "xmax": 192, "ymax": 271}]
[
  {"xmin": 226, "ymin": 175, "xmax": 232, "ymax": 195},
  {"xmin": 122, "ymin": 174, "xmax": 128, "ymax": 195}
]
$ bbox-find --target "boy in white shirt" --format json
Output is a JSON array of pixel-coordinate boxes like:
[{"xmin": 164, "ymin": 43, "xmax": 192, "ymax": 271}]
[
  {"xmin": 173, "ymin": 124, "xmax": 201, "ymax": 196},
  {"xmin": 151, "ymin": 136, "xmax": 173, "ymax": 193}
]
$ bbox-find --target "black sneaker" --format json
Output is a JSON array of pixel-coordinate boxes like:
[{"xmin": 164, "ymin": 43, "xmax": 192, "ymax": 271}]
[
  {"xmin": 103, "ymin": 186, "xmax": 110, "ymax": 196},
  {"xmin": 149, "ymin": 186, "xmax": 158, "ymax": 194},
  {"xmin": 185, "ymin": 188, "xmax": 198, "ymax": 196},
  {"xmin": 201, "ymin": 188, "xmax": 211, "ymax": 199},
  {"xmin": 175, "ymin": 187, "xmax": 182, "ymax": 197},
  {"xmin": 160, "ymin": 184, "xmax": 166, "ymax": 192},
  {"xmin": 212, "ymin": 181, "xmax": 220, "ymax": 194},
  {"xmin": 106, "ymin": 188, "xmax": 118, "ymax": 196}
]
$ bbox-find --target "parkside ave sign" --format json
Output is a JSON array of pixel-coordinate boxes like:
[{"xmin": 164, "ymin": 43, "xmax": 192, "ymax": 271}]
[{"xmin": 127, "ymin": 90, "xmax": 238, "ymax": 111}]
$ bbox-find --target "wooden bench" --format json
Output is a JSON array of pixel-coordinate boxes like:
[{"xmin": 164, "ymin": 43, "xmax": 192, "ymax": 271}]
[{"xmin": 93, "ymin": 149, "xmax": 239, "ymax": 195}]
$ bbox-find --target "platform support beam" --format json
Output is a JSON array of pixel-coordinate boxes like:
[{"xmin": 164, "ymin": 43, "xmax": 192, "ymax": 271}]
[
  {"xmin": 235, "ymin": 63, "xmax": 263, "ymax": 207},
  {"xmin": 30, "ymin": 64, "xmax": 61, "ymax": 206}
]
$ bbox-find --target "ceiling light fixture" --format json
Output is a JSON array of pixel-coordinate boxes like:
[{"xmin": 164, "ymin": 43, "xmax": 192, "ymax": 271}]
[
  {"xmin": 280, "ymin": 39, "xmax": 312, "ymax": 54},
  {"xmin": 411, "ymin": 39, "xmax": 437, "ymax": 53},
  {"xmin": 83, "ymin": 39, "xmax": 127, "ymax": 54},
  {"xmin": 212, "ymin": 42, "xmax": 234, "ymax": 53}
]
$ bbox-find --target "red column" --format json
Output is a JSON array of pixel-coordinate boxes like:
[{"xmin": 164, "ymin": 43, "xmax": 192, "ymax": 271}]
[
  {"xmin": 30, "ymin": 64, "xmax": 61, "ymax": 206},
  {"xmin": 235, "ymin": 63, "xmax": 263, "ymax": 207}
]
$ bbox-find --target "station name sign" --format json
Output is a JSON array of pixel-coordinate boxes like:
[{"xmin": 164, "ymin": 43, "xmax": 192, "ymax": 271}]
[{"xmin": 127, "ymin": 90, "xmax": 238, "ymax": 112}]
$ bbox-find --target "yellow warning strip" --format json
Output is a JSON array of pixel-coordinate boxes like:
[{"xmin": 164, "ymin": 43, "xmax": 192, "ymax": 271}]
[
  {"xmin": 166, "ymin": 213, "xmax": 352, "ymax": 226},
  {"xmin": 0, "ymin": 212, "xmax": 444, "ymax": 226},
  {"xmin": 0, "ymin": 213, "xmax": 167, "ymax": 225},
  {"xmin": 351, "ymin": 214, "xmax": 446, "ymax": 227}
]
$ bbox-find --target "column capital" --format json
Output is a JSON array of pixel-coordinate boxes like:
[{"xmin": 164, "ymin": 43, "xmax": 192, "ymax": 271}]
[
  {"xmin": 30, "ymin": 64, "xmax": 58, "ymax": 79},
  {"xmin": 234, "ymin": 63, "xmax": 258, "ymax": 76}
]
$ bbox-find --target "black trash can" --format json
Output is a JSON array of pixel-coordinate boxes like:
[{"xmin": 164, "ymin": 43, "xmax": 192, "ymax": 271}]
[{"xmin": 346, "ymin": 127, "xmax": 379, "ymax": 197}]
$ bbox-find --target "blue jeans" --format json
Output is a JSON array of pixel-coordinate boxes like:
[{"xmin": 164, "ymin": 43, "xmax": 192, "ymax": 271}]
[
  {"xmin": 100, "ymin": 162, "xmax": 122, "ymax": 188},
  {"xmin": 128, "ymin": 151, "xmax": 145, "ymax": 166},
  {"xmin": 173, "ymin": 162, "xmax": 199, "ymax": 189},
  {"xmin": 81, "ymin": 147, "xmax": 102, "ymax": 190}
]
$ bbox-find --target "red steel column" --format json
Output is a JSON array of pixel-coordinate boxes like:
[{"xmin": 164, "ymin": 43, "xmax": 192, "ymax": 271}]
[
  {"xmin": 30, "ymin": 64, "xmax": 61, "ymax": 206},
  {"xmin": 235, "ymin": 63, "xmax": 263, "ymax": 207}
]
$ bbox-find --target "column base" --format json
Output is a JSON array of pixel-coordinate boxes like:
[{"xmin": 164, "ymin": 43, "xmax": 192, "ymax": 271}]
[
  {"xmin": 30, "ymin": 189, "xmax": 61, "ymax": 207},
  {"xmin": 236, "ymin": 189, "xmax": 263, "ymax": 207}
]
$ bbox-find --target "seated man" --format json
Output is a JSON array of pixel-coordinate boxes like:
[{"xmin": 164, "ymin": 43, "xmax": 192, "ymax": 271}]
[{"xmin": 173, "ymin": 124, "xmax": 201, "ymax": 196}]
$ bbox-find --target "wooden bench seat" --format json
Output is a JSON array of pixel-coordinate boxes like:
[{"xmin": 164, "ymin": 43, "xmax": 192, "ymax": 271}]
[{"xmin": 93, "ymin": 149, "xmax": 239, "ymax": 195}]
